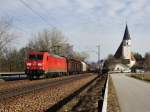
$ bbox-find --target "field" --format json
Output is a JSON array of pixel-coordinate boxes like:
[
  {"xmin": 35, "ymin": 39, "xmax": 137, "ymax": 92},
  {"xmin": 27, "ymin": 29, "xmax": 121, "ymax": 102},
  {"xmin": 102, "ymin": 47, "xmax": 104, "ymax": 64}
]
[{"xmin": 130, "ymin": 73, "xmax": 150, "ymax": 81}]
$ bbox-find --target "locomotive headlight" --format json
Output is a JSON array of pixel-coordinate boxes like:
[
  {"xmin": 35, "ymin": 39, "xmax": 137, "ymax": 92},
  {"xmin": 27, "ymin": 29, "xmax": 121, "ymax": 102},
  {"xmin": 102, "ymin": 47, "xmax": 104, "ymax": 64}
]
[
  {"xmin": 27, "ymin": 63, "xmax": 31, "ymax": 66},
  {"xmin": 38, "ymin": 63, "xmax": 43, "ymax": 66}
]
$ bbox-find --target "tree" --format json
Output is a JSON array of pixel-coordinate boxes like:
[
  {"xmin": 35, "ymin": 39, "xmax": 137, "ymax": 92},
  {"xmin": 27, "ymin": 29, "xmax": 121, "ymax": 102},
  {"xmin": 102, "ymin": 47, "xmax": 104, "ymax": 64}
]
[
  {"xmin": 27, "ymin": 28, "xmax": 72, "ymax": 56},
  {"xmin": 0, "ymin": 18, "xmax": 19, "ymax": 72},
  {"xmin": 27, "ymin": 28, "xmax": 88, "ymax": 60},
  {"xmin": 144, "ymin": 52, "xmax": 150, "ymax": 70},
  {"xmin": 133, "ymin": 52, "xmax": 144, "ymax": 67},
  {"xmin": 134, "ymin": 53, "xmax": 142, "ymax": 61},
  {"xmin": 0, "ymin": 48, "xmax": 26, "ymax": 72},
  {"xmin": 0, "ymin": 18, "xmax": 16, "ymax": 56},
  {"xmin": 103, "ymin": 54, "xmax": 117, "ymax": 70},
  {"xmin": 73, "ymin": 51, "xmax": 89, "ymax": 61},
  {"xmin": 28, "ymin": 30, "xmax": 51, "ymax": 52}
]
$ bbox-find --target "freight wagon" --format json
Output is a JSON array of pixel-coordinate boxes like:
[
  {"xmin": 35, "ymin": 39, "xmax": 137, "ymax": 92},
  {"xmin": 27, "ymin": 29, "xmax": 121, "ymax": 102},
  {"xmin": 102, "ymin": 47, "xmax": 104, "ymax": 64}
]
[
  {"xmin": 81, "ymin": 61, "xmax": 88, "ymax": 72},
  {"xmin": 25, "ymin": 51, "xmax": 88, "ymax": 80},
  {"xmin": 67, "ymin": 59, "xmax": 82, "ymax": 75}
]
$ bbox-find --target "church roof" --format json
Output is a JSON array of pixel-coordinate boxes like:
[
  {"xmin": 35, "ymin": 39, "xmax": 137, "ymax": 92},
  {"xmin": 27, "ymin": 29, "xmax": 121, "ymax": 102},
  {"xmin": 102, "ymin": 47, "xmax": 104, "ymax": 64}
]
[
  {"xmin": 123, "ymin": 24, "xmax": 131, "ymax": 40},
  {"xmin": 114, "ymin": 42, "xmax": 123, "ymax": 59}
]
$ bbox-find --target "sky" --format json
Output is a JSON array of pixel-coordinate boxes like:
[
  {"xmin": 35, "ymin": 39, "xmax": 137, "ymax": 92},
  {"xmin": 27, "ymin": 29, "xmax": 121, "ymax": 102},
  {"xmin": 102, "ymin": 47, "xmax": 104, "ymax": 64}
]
[{"xmin": 0, "ymin": 0, "xmax": 150, "ymax": 62}]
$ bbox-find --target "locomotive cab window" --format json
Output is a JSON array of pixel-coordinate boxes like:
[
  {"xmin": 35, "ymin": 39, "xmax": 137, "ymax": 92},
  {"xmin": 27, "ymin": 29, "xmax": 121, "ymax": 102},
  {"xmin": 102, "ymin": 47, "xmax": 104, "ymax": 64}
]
[{"xmin": 29, "ymin": 54, "xmax": 43, "ymax": 60}]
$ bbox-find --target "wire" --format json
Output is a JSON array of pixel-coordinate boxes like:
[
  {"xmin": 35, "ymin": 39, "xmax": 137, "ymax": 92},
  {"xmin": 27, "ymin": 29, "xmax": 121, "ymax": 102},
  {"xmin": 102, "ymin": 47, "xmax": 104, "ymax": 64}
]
[
  {"xmin": 18, "ymin": 0, "xmax": 54, "ymax": 27},
  {"xmin": 33, "ymin": 0, "xmax": 61, "ymax": 27},
  {"xmin": 0, "ymin": 8, "xmax": 28, "ymax": 34}
]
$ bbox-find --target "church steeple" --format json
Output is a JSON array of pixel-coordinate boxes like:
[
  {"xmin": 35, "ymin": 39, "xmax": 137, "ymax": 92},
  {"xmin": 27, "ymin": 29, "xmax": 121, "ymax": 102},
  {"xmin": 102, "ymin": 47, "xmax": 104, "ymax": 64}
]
[
  {"xmin": 123, "ymin": 24, "xmax": 131, "ymax": 40},
  {"xmin": 114, "ymin": 24, "xmax": 131, "ymax": 59},
  {"xmin": 114, "ymin": 24, "xmax": 136, "ymax": 67}
]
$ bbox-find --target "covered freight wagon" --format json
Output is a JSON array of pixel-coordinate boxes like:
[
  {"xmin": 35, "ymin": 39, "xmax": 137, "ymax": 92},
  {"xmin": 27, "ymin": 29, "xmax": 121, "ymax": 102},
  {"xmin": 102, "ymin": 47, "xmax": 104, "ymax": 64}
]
[
  {"xmin": 81, "ymin": 61, "xmax": 87, "ymax": 72},
  {"xmin": 67, "ymin": 59, "xmax": 82, "ymax": 74}
]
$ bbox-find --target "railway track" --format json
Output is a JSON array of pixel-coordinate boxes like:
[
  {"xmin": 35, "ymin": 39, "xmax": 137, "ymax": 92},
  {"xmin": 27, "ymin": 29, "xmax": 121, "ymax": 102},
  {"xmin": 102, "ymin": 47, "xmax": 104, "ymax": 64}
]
[{"xmin": 0, "ymin": 74, "xmax": 92, "ymax": 101}]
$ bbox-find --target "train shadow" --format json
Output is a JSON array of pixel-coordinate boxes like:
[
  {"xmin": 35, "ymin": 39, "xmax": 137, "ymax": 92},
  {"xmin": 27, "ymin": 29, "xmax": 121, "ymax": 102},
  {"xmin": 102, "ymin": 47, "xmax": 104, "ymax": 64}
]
[{"xmin": 46, "ymin": 75, "xmax": 99, "ymax": 112}]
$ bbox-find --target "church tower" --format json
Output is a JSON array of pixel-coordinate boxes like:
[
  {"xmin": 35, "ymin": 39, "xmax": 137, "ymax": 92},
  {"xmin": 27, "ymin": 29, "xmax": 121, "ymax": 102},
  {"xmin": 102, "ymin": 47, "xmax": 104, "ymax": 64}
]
[
  {"xmin": 122, "ymin": 24, "xmax": 131, "ymax": 60},
  {"xmin": 114, "ymin": 24, "xmax": 136, "ymax": 67}
]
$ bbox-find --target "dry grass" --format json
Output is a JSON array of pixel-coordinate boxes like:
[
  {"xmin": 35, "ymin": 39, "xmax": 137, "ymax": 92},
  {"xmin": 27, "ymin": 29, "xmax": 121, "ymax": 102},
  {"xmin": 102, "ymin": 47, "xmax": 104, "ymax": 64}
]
[
  {"xmin": 130, "ymin": 73, "xmax": 150, "ymax": 81},
  {"xmin": 59, "ymin": 76, "xmax": 106, "ymax": 112},
  {"xmin": 107, "ymin": 76, "xmax": 121, "ymax": 112}
]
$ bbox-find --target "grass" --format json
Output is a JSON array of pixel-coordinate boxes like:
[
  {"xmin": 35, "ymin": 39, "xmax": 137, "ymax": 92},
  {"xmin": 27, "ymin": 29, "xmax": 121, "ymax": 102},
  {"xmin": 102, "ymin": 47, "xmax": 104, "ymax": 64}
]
[
  {"xmin": 130, "ymin": 73, "xmax": 150, "ymax": 81},
  {"xmin": 107, "ymin": 76, "xmax": 121, "ymax": 112},
  {"xmin": 58, "ymin": 98, "xmax": 79, "ymax": 112}
]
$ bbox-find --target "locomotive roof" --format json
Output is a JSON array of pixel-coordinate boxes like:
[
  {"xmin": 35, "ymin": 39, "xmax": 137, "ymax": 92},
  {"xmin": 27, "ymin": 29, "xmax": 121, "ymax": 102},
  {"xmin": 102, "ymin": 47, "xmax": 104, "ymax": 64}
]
[
  {"xmin": 28, "ymin": 51, "xmax": 46, "ymax": 54},
  {"xmin": 28, "ymin": 51, "xmax": 65, "ymax": 59},
  {"xmin": 51, "ymin": 54, "xmax": 65, "ymax": 59}
]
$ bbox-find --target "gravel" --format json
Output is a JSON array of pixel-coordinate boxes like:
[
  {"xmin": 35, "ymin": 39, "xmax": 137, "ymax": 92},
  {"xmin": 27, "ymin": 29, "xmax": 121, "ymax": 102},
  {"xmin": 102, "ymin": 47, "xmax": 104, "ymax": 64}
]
[
  {"xmin": 0, "ymin": 73, "xmax": 97, "ymax": 112},
  {"xmin": 0, "ymin": 75, "xmax": 84, "ymax": 90}
]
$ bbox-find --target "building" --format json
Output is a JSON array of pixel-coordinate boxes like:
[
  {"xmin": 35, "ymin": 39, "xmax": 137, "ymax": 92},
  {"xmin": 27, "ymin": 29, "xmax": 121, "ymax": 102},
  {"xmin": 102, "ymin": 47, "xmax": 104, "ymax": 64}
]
[
  {"xmin": 109, "ymin": 63, "xmax": 131, "ymax": 73},
  {"xmin": 114, "ymin": 24, "xmax": 136, "ymax": 68}
]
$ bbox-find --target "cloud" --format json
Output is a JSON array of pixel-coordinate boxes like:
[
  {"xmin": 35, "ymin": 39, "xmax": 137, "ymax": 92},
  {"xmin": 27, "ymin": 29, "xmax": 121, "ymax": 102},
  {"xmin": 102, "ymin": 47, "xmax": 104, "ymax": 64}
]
[{"xmin": 0, "ymin": 0, "xmax": 150, "ymax": 61}]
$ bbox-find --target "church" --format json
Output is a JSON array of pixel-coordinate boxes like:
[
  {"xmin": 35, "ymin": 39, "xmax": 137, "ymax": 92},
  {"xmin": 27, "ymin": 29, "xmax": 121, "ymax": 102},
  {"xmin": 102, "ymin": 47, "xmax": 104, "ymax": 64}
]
[{"xmin": 113, "ymin": 24, "xmax": 136, "ymax": 71}]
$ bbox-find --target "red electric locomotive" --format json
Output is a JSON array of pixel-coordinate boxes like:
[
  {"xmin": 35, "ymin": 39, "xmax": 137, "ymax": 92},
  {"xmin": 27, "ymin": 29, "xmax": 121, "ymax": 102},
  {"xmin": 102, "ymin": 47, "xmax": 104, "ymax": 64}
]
[{"xmin": 25, "ymin": 51, "xmax": 67, "ymax": 79}]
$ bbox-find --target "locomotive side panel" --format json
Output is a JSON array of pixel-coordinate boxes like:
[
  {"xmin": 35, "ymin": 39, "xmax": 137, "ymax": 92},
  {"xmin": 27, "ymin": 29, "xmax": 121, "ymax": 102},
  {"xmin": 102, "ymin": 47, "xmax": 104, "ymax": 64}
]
[
  {"xmin": 47, "ymin": 55, "xmax": 67, "ymax": 73},
  {"xmin": 25, "ymin": 52, "xmax": 67, "ymax": 79}
]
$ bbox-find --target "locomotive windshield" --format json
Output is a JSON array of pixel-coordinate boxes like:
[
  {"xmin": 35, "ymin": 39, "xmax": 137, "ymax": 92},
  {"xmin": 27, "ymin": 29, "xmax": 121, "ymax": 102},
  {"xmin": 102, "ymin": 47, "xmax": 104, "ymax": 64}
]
[{"xmin": 29, "ymin": 54, "xmax": 43, "ymax": 60}]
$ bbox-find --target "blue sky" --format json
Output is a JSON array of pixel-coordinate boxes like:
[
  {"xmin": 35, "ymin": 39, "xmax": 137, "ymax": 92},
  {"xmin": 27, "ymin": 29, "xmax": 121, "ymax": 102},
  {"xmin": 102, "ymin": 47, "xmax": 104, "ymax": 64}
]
[{"xmin": 0, "ymin": 0, "xmax": 150, "ymax": 61}]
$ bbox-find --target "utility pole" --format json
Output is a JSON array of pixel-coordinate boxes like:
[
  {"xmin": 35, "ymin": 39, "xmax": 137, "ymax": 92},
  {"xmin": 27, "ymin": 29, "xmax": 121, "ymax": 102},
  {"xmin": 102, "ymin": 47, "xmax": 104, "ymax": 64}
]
[
  {"xmin": 97, "ymin": 45, "xmax": 101, "ymax": 74},
  {"xmin": 97, "ymin": 45, "xmax": 100, "ymax": 64}
]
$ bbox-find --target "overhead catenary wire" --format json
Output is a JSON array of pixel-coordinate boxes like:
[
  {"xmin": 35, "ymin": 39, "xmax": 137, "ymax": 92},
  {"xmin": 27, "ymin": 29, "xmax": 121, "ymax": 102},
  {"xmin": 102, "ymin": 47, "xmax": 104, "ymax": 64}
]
[
  {"xmin": 33, "ymin": 0, "xmax": 61, "ymax": 28},
  {"xmin": 28, "ymin": 0, "xmax": 99, "ymax": 29},
  {"xmin": 0, "ymin": 5, "xmax": 37, "ymax": 34},
  {"xmin": 0, "ymin": 9, "xmax": 27, "ymax": 33},
  {"xmin": 18, "ymin": 0, "xmax": 54, "ymax": 28}
]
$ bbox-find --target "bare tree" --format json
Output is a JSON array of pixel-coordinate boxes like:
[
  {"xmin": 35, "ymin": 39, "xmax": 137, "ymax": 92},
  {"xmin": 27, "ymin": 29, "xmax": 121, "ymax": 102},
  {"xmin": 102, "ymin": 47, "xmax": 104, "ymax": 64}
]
[
  {"xmin": 27, "ymin": 28, "xmax": 89, "ymax": 61},
  {"xmin": 28, "ymin": 30, "xmax": 51, "ymax": 51},
  {"xmin": 103, "ymin": 54, "xmax": 117, "ymax": 70},
  {"xmin": 73, "ymin": 51, "xmax": 89, "ymax": 61},
  {"xmin": 61, "ymin": 43, "xmax": 74, "ymax": 57},
  {"xmin": 0, "ymin": 18, "xmax": 19, "ymax": 72},
  {"xmin": 133, "ymin": 52, "xmax": 144, "ymax": 68},
  {"xmin": 0, "ymin": 18, "xmax": 16, "ymax": 55},
  {"xmin": 27, "ymin": 28, "xmax": 72, "ymax": 56},
  {"xmin": 144, "ymin": 52, "xmax": 150, "ymax": 70}
]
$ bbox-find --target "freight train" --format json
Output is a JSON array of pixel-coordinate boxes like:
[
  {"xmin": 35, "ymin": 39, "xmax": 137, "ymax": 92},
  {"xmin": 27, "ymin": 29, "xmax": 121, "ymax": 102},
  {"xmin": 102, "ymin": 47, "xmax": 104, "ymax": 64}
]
[{"xmin": 25, "ymin": 51, "xmax": 88, "ymax": 80}]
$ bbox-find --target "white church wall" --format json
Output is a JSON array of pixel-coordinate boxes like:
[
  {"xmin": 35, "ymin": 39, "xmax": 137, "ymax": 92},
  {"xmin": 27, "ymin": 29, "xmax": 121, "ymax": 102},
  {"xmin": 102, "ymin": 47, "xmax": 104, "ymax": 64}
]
[
  {"xmin": 113, "ymin": 64, "xmax": 131, "ymax": 72},
  {"xmin": 122, "ymin": 40, "xmax": 131, "ymax": 60}
]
